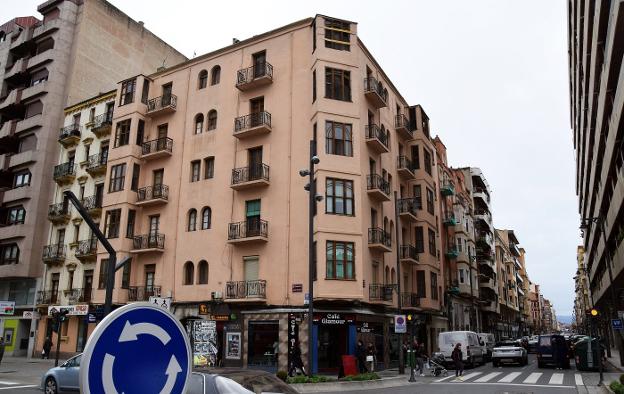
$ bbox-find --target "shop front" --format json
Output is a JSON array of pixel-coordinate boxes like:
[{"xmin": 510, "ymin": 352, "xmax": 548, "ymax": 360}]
[
  {"xmin": 34, "ymin": 304, "xmax": 92, "ymax": 358},
  {"xmin": 313, "ymin": 313, "xmax": 355, "ymax": 374}
]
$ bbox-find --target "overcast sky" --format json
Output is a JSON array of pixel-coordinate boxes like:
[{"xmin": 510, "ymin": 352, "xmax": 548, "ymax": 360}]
[{"xmin": 7, "ymin": 0, "xmax": 577, "ymax": 317}]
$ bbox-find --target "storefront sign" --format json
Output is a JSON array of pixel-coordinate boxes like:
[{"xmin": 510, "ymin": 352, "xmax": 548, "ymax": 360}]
[
  {"xmin": 357, "ymin": 322, "xmax": 377, "ymax": 333},
  {"xmin": 208, "ymin": 314, "xmax": 229, "ymax": 321},
  {"xmin": 394, "ymin": 315, "xmax": 407, "ymax": 333},
  {"xmin": 288, "ymin": 313, "xmax": 299, "ymax": 368},
  {"xmin": 198, "ymin": 303, "xmax": 209, "ymax": 315},
  {"xmin": 224, "ymin": 323, "xmax": 241, "ymax": 331},
  {"xmin": 0, "ymin": 301, "xmax": 15, "ymax": 315},
  {"xmin": 225, "ymin": 332, "xmax": 241, "ymax": 360},
  {"xmin": 292, "ymin": 284, "xmax": 303, "ymax": 293},
  {"xmin": 22, "ymin": 311, "xmax": 39, "ymax": 319},
  {"xmin": 48, "ymin": 304, "xmax": 88, "ymax": 316},
  {"xmin": 314, "ymin": 313, "xmax": 355, "ymax": 325}
]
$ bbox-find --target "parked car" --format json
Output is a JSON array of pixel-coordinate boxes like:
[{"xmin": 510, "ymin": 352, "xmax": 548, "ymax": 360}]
[
  {"xmin": 478, "ymin": 333, "xmax": 496, "ymax": 361},
  {"xmin": 537, "ymin": 334, "xmax": 570, "ymax": 369},
  {"xmin": 40, "ymin": 353, "xmax": 81, "ymax": 394},
  {"xmin": 438, "ymin": 331, "xmax": 486, "ymax": 367},
  {"xmin": 528, "ymin": 336, "xmax": 539, "ymax": 353},
  {"xmin": 491, "ymin": 340, "xmax": 528, "ymax": 367},
  {"xmin": 189, "ymin": 369, "xmax": 299, "ymax": 393}
]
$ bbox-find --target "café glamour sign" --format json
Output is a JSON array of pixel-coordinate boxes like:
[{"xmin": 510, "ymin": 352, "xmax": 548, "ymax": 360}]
[{"xmin": 314, "ymin": 313, "xmax": 355, "ymax": 325}]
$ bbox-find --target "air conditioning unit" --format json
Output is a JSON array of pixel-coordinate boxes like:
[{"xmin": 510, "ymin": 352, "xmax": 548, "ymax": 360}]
[{"xmin": 211, "ymin": 291, "xmax": 223, "ymax": 300}]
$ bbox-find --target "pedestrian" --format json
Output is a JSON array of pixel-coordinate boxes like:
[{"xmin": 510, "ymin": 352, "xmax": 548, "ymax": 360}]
[
  {"xmin": 415, "ymin": 342, "xmax": 426, "ymax": 376},
  {"xmin": 355, "ymin": 340, "xmax": 367, "ymax": 374},
  {"xmin": 42, "ymin": 336, "xmax": 53, "ymax": 359},
  {"xmin": 451, "ymin": 343, "xmax": 464, "ymax": 381},
  {"xmin": 288, "ymin": 342, "xmax": 307, "ymax": 377},
  {"xmin": 555, "ymin": 337, "xmax": 568, "ymax": 370},
  {"xmin": 366, "ymin": 342, "xmax": 376, "ymax": 372},
  {"xmin": 0, "ymin": 337, "xmax": 5, "ymax": 365}
]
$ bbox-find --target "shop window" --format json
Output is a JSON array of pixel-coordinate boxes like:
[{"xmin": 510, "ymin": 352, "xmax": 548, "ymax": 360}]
[{"xmin": 247, "ymin": 321, "xmax": 279, "ymax": 368}]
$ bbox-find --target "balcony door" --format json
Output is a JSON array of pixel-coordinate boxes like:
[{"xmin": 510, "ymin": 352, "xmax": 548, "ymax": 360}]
[
  {"xmin": 57, "ymin": 229, "xmax": 65, "ymax": 247},
  {"xmin": 244, "ymin": 256, "xmax": 259, "ymax": 297},
  {"xmin": 250, "ymin": 97, "xmax": 264, "ymax": 128},
  {"xmin": 105, "ymin": 102, "xmax": 114, "ymax": 121},
  {"xmin": 148, "ymin": 215, "xmax": 160, "ymax": 237},
  {"xmin": 83, "ymin": 270, "xmax": 93, "ymax": 303},
  {"xmin": 72, "ymin": 113, "xmax": 80, "ymax": 128},
  {"xmin": 162, "ymin": 83, "xmax": 172, "ymax": 105},
  {"xmin": 144, "ymin": 264, "xmax": 155, "ymax": 294},
  {"xmin": 100, "ymin": 144, "xmax": 109, "ymax": 164},
  {"xmin": 153, "ymin": 169, "xmax": 163, "ymax": 187},
  {"xmin": 51, "ymin": 273, "xmax": 60, "ymax": 304},
  {"xmin": 248, "ymin": 147, "xmax": 262, "ymax": 180},
  {"xmin": 95, "ymin": 184, "xmax": 104, "ymax": 207},
  {"xmin": 245, "ymin": 199, "xmax": 261, "ymax": 236},
  {"xmin": 252, "ymin": 51, "xmax": 266, "ymax": 78}
]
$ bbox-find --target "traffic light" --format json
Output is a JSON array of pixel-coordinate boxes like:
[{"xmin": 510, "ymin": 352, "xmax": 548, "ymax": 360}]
[
  {"xmin": 407, "ymin": 314, "xmax": 413, "ymax": 323},
  {"xmin": 50, "ymin": 310, "xmax": 70, "ymax": 332},
  {"xmin": 591, "ymin": 309, "xmax": 599, "ymax": 317}
]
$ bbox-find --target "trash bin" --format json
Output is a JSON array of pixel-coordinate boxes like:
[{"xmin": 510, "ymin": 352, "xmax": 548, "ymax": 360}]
[
  {"xmin": 342, "ymin": 355, "xmax": 358, "ymax": 376},
  {"xmin": 574, "ymin": 337, "xmax": 600, "ymax": 371}
]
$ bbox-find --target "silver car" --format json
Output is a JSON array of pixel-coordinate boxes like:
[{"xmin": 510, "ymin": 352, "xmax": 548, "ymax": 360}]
[
  {"xmin": 492, "ymin": 341, "xmax": 528, "ymax": 366},
  {"xmin": 40, "ymin": 353, "xmax": 81, "ymax": 394}
]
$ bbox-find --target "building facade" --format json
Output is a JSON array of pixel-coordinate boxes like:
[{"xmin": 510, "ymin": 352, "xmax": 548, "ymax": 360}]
[
  {"xmin": 494, "ymin": 229, "xmax": 521, "ymax": 339},
  {"xmin": 573, "ymin": 245, "xmax": 591, "ymax": 333}
]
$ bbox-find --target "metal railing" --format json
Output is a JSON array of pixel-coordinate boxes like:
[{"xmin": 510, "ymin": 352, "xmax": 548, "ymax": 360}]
[
  {"xmin": 128, "ymin": 286, "xmax": 161, "ymax": 301},
  {"xmin": 82, "ymin": 195, "xmax": 103, "ymax": 212},
  {"xmin": 231, "ymin": 163, "xmax": 270, "ymax": 185},
  {"xmin": 399, "ymin": 245, "xmax": 419, "ymax": 261},
  {"xmin": 368, "ymin": 227, "xmax": 391, "ymax": 247},
  {"xmin": 137, "ymin": 184, "xmax": 169, "ymax": 202},
  {"xmin": 37, "ymin": 290, "xmax": 59, "ymax": 305},
  {"xmin": 48, "ymin": 202, "xmax": 70, "ymax": 219},
  {"xmin": 59, "ymin": 124, "xmax": 81, "ymax": 141},
  {"xmin": 147, "ymin": 94, "xmax": 177, "ymax": 113},
  {"xmin": 86, "ymin": 153, "xmax": 107, "ymax": 171},
  {"xmin": 228, "ymin": 219, "xmax": 268, "ymax": 240},
  {"xmin": 92, "ymin": 113, "xmax": 113, "ymax": 130},
  {"xmin": 53, "ymin": 162, "xmax": 77, "ymax": 180},
  {"xmin": 225, "ymin": 280, "xmax": 267, "ymax": 299},
  {"xmin": 401, "ymin": 292, "xmax": 420, "ymax": 307},
  {"xmin": 363, "ymin": 77, "xmax": 388, "ymax": 103},
  {"xmin": 132, "ymin": 233, "xmax": 165, "ymax": 250},
  {"xmin": 369, "ymin": 283, "xmax": 393, "ymax": 301},
  {"xmin": 366, "ymin": 174, "xmax": 390, "ymax": 195},
  {"xmin": 397, "ymin": 156, "xmax": 414, "ymax": 172},
  {"xmin": 42, "ymin": 244, "xmax": 66, "ymax": 261},
  {"xmin": 364, "ymin": 124, "xmax": 389, "ymax": 147},
  {"xmin": 395, "ymin": 114, "xmax": 410, "ymax": 131},
  {"xmin": 234, "ymin": 111, "xmax": 272, "ymax": 133},
  {"xmin": 398, "ymin": 198, "xmax": 419, "ymax": 215},
  {"xmin": 75, "ymin": 238, "xmax": 97, "ymax": 258},
  {"xmin": 236, "ymin": 62, "xmax": 274, "ymax": 86},
  {"xmin": 142, "ymin": 137, "xmax": 173, "ymax": 156},
  {"xmin": 64, "ymin": 288, "xmax": 92, "ymax": 304}
]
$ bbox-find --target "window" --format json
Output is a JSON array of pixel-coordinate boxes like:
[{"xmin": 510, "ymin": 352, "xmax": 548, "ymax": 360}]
[
  {"xmin": 13, "ymin": 171, "xmax": 31, "ymax": 187},
  {"xmin": 325, "ymin": 67, "xmax": 351, "ymax": 101},
  {"xmin": 312, "ymin": 69, "xmax": 316, "ymax": 102},
  {"xmin": 198, "ymin": 260, "xmax": 209, "ymax": 284},
  {"xmin": 120, "ymin": 78, "xmax": 136, "ymax": 106},
  {"xmin": 325, "ymin": 178, "xmax": 354, "ymax": 216},
  {"xmin": 190, "ymin": 161, "xmax": 200, "ymax": 182},
  {"xmin": 188, "ymin": 209, "xmax": 197, "ymax": 231},
  {"xmin": 207, "ymin": 110, "xmax": 217, "ymax": 130},
  {"xmin": 6, "ymin": 206, "xmax": 25, "ymax": 225},
  {"xmin": 428, "ymin": 228, "xmax": 436, "ymax": 256},
  {"xmin": 89, "ymin": 108, "xmax": 95, "ymax": 122},
  {"xmin": 194, "ymin": 114, "xmax": 204, "ymax": 135},
  {"xmin": 198, "ymin": 70, "xmax": 208, "ymax": 89},
  {"xmin": 104, "ymin": 209, "xmax": 121, "ymax": 238},
  {"xmin": 412, "ymin": 146, "xmax": 420, "ymax": 169},
  {"xmin": 114, "ymin": 119, "xmax": 131, "ymax": 147},
  {"xmin": 98, "ymin": 259, "xmax": 109, "ymax": 289},
  {"xmin": 415, "ymin": 226, "xmax": 424, "ymax": 253},
  {"xmin": 326, "ymin": 241, "xmax": 354, "ymax": 280},
  {"xmin": 416, "ymin": 271, "xmax": 426, "ymax": 298},
  {"xmin": 325, "ymin": 121, "xmax": 353, "ymax": 156},
  {"xmin": 131, "ymin": 163, "xmax": 140, "ymax": 191},
  {"xmin": 73, "ymin": 224, "xmax": 80, "ymax": 243},
  {"xmin": 424, "ymin": 149, "xmax": 432, "ymax": 175},
  {"xmin": 109, "ymin": 164, "xmax": 126, "ymax": 192},
  {"xmin": 426, "ymin": 188, "xmax": 434, "ymax": 214},
  {"xmin": 210, "ymin": 66, "xmax": 221, "ymax": 85},
  {"xmin": 0, "ymin": 244, "xmax": 19, "ymax": 265},
  {"xmin": 201, "ymin": 207, "xmax": 211, "ymax": 230},
  {"xmin": 459, "ymin": 269, "xmax": 465, "ymax": 284},
  {"xmin": 136, "ymin": 119, "xmax": 145, "ymax": 145},
  {"xmin": 431, "ymin": 272, "xmax": 438, "ymax": 300},
  {"xmin": 203, "ymin": 157, "xmax": 214, "ymax": 179},
  {"xmin": 183, "ymin": 262, "xmax": 194, "ymax": 285},
  {"xmin": 126, "ymin": 209, "xmax": 136, "ymax": 238},
  {"xmin": 324, "ymin": 17, "xmax": 350, "ymax": 51},
  {"xmin": 121, "ymin": 262, "xmax": 130, "ymax": 289},
  {"xmin": 141, "ymin": 79, "xmax": 149, "ymax": 104},
  {"xmin": 413, "ymin": 185, "xmax": 422, "ymax": 209}
]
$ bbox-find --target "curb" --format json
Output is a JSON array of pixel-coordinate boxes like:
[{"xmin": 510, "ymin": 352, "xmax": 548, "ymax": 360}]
[{"xmin": 290, "ymin": 376, "xmax": 419, "ymax": 393}]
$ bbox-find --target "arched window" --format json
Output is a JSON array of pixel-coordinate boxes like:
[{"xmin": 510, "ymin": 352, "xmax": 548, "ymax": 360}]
[
  {"xmin": 385, "ymin": 266, "xmax": 390, "ymax": 284},
  {"xmin": 198, "ymin": 70, "xmax": 208, "ymax": 89},
  {"xmin": 194, "ymin": 114, "xmax": 204, "ymax": 135},
  {"xmin": 183, "ymin": 261, "xmax": 194, "ymax": 285},
  {"xmin": 188, "ymin": 209, "xmax": 197, "ymax": 231},
  {"xmin": 201, "ymin": 207, "xmax": 211, "ymax": 230},
  {"xmin": 207, "ymin": 110, "xmax": 217, "ymax": 131},
  {"xmin": 198, "ymin": 260, "xmax": 209, "ymax": 284},
  {"xmin": 210, "ymin": 66, "xmax": 221, "ymax": 85}
]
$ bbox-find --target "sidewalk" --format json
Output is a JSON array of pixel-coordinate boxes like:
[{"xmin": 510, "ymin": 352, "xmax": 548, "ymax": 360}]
[
  {"xmin": 605, "ymin": 346, "xmax": 624, "ymax": 374},
  {"xmin": 0, "ymin": 356, "xmax": 66, "ymax": 386}
]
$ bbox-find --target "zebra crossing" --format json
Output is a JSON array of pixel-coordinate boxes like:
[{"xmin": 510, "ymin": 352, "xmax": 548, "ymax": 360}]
[
  {"xmin": 0, "ymin": 380, "xmax": 37, "ymax": 391},
  {"xmin": 433, "ymin": 370, "xmax": 584, "ymax": 387}
]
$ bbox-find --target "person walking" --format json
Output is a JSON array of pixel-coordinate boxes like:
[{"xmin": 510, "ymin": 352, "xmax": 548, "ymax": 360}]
[
  {"xmin": 451, "ymin": 343, "xmax": 464, "ymax": 381},
  {"xmin": 366, "ymin": 342, "xmax": 376, "ymax": 372},
  {"xmin": 288, "ymin": 342, "xmax": 307, "ymax": 377},
  {"xmin": 355, "ymin": 340, "xmax": 367, "ymax": 374},
  {"xmin": 42, "ymin": 337, "xmax": 53, "ymax": 360},
  {"xmin": 415, "ymin": 342, "xmax": 426, "ymax": 376}
]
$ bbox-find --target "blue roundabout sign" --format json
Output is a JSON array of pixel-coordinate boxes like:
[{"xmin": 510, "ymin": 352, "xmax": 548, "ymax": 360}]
[{"xmin": 79, "ymin": 302, "xmax": 191, "ymax": 394}]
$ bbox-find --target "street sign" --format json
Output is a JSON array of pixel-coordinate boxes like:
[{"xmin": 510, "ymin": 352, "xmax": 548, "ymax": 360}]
[
  {"xmin": 394, "ymin": 315, "xmax": 407, "ymax": 333},
  {"xmin": 612, "ymin": 319, "xmax": 623, "ymax": 330},
  {"xmin": 22, "ymin": 311, "xmax": 39, "ymax": 319},
  {"xmin": 48, "ymin": 304, "xmax": 88, "ymax": 316},
  {"xmin": 0, "ymin": 301, "xmax": 15, "ymax": 315},
  {"xmin": 149, "ymin": 296, "xmax": 172, "ymax": 311},
  {"xmin": 80, "ymin": 302, "xmax": 191, "ymax": 394}
]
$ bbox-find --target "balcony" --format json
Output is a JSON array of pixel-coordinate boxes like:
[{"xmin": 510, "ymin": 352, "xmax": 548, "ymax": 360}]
[
  {"xmin": 91, "ymin": 113, "xmax": 113, "ymax": 137},
  {"xmin": 53, "ymin": 162, "xmax": 77, "ymax": 185},
  {"xmin": 146, "ymin": 94, "xmax": 177, "ymax": 117},
  {"xmin": 509, "ymin": 242, "xmax": 521, "ymax": 257},
  {"xmin": 401, "ymin": 292, "xmax": 420, "ymax": 308},
  {"xmin": 227, "ymin": 219, "xmax": 268, "ymax": 244},
  {"xmin": 445, "ymin": 245, "xmax": 459, "ymax": 259},
  {"xmin": 64, "ymin": 288, "xmax": 92, "ymax": 305},
  {"xmin": 131, "ymin": 234, "xmax": 165, "ymax": 253},
  {"xmin": 368, "ymin": 227, "xmax": 392, "ymax": 253},
  {"xmin": 75, "ymin": 239, "xmax": 98, "ymax": 262},
  {"xmin": 42, "ymin": 244, "xmax": 66, "ymax": 265},
  {"xmin": 476, "ymin": 234, "xmax": 493, "ymax": 250},
  {"xmin": 366, "ymin": 174, "xmax": 391, "ymax": 202},
  {"xmin": 21, "ymin": 81, "xmax": 47, "ymax": 101},
  {"xmin": 231, "ymin": 163, "xmax": 270, "ymax": 190},
  {"xmin": 85, "ymin": 153, "xmax": 107, "ymax": 176},
  {"xmin": 473, "ymin": 186, "xmax": 491, "ymax": 205},
  {"xmin": 397, "ymin": 156, "xmax": 415, "ymax": 179},
  {"xmin": 0, "ymin": 88, "xmax": 23, "ymax": 112},
  {"xmin": 474, "ymin": 209, "xmax": 492, "ymax": 228},
  {"xmin": 128, "ymin": 286, "xmax": 161, "ymax": 302},
  {"xmin": 440, "ymin": 182, "xmax": 455, "ymax": 196},
  {"xmin": 225, "ymin": 280, "xmax": 267, "ymax": 301},
  {"xmin": 443, "ymin": 214, "xmax": 457, "ymax": 226},
  {"xmin": 141, "ymin": 137, "xmax": 173, "ymax": 160},
  {"xmin": 47, "ymin": 202, "xmax": 71, "ymax": 224},
  {"xmin": 398, "ymin": 198, "xmax": 418, "ymax": 222},
  {"xmin": 369, "ymin": 283, "xmax": 393, "ymax": 302},
  {"xmin": 363, "ymin": 77, "xmax": 388, "ymax": 108},
  {"xmin": 236, "ymin": 62, "xmax": 274, "ymax": 91},
  {"xmin": 364, "ymin": 124, "xmax": 389, "ymax": 153},
  {"xmin": 36, "ymin": 290, "xmax": 59, "ymax": 305},
  {"xmin": 82, "ymin": 195, "xmax": 103, "ymax": 217},
  {"xmin": 399, "ymin": 245, "xmax": 419, "ymax": 264},
  {"xmin": 234, "ymin": 111, "xmax": 272, "ymax": 138},
  {"xmin": 58, "ymin": 124, "xmax": 81, "ymax": 147},
  {"xmin": 395, "ymin": 114, "xmax": 413, "ymax": 139},
  {"xmin": 136, "ymin": 184, "xmax": 169, "ymax": 206}
]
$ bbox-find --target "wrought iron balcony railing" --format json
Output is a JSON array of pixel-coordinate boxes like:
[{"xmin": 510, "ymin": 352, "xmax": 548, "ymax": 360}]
[
  {"xmin": 401, "ymin": 292, "xmax": 421, "ymax": 307},
  {"xmin": 75, "ymin": 238, "xmax": 97, "ymax": 259},
  {"xmin": 86, "ymin": 153, "xmax": 107, "ymax": 172},
  {"xmin": 81, "ymin": 195, "xmax": 103, "ymax": 212},
  {"xmin": 228, "ymin": 219, "xmax": 268, "ymax": 240},
  {"xmin": 64, "ymin": 288, "xmax": 92, "ymax": 304},
  {"xmin": 37, "ymin": 290, "xmax": 59, "ymax": 305},
  {"xmin": 366, "ymin": 174, "xmax": 390, "ymax": 195},
  {"xmin": 234, "ymin": 111, "xmax": 271, "ymax": 133},
  {"xmin": 59, "ymin": 124, "xmax": 81, "ymax": 142},
  {"xmin": 398, "ymin": 198, "xmax": 419, "ymax": 216},
  {"xmin": 225, "ymin": 280, "xmax": 267, "ymax": 299},
  {"xmin": 364, "ymin": 123, "xmax": 389, "ymax": 148},
  {"xmin": 42, "ymin": 244, "xmax": 66, "ymax": 262},
  {"xmin": 127, "ymin": 286, "xmax": 161, "ymax": 301},
  {"xmin": 231, "ymin": 163, "xmax": 270, "ymax": 185},
  {"xmin": 368, "ymin": 227, "xmax": 391, "ymax": 247},
  {"xmin": 397, "ymin": 156, "xmax": 414, "ymax": 172},
  {"xmin": 132, "ymin": 234, "xmax": 165, "ymax": 250},
  {"xmin": 236, "ymin": 62, "xmax": 274, "ymax": 86},
  {"xmin": 48, "ymin": 202, "xmax": 70, "ymax": 220},
  {"xmin": 369, "ymin": 283, "xmax": 394, "ymax": 301},
  {"xmin": 137, "ymin": 184, "xmax": 169, "ymax": 202},
  {"xmin": 363, "ymin": 77, "xmax": 388, "ymax": 103},
  {"xmin": 395, "ymin": 114, "xmax": 411, "ymax": 131},
  {"xmin": 53, "ymin": 162, "xmax": 77, "ymax": 181},
  {"xmin": 146, "ymin": 94, "xmax": 177, "ymax": 113},
  {"xmin": 92, "ymin": 112, "xmax": 113, "ymax": 129},
  {"xmin": 141, "ymin": 137, "xmax": 173, "ymax": 156},
  {"xmin": 399, "ymin": 245, "xmax": 419, "ymax": 261}
]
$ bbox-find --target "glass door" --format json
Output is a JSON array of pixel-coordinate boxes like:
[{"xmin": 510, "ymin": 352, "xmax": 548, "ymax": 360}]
[
  {"xmin": 248, "ymin": 147, "xmax": 262, "ymax": 180},
  {"xmin": 245, "ymin": 200, "xmax": 261, "ymax": 236},
  {"xmin": 252, "ymin": 51, "xmax": 266, "ymax": 78}
]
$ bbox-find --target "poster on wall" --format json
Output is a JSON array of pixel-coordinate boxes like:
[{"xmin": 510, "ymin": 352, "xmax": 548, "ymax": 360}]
[
  {"xmin": 191, "ymin": 320, "xmax": 218, "ymax": 367},
  {"xmin": 287, "ymin": 313, "xmax": 299, "ymax": 369},
  {"xmin": 225, "ymin": 332, "xmax": 241, "ymax": 359}
]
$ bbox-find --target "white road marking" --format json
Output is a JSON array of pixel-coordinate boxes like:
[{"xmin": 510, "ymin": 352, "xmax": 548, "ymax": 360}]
[
  {"xmin": 575, "ymin": 373, "xmax": 584, "ymax": 386},
  {"xmin": 0, "ymin": 381, "xmax": 18, "ymax": 385},
  {"xmin": 434, "ymin": 375, "xmax": 455, "ymax": 382},
  {"xmin": 474, "ymin": 372, "xmax": 502, "ymax": 382},
  {"xmin": 434, "ymin": 382, "xmax": 571, "ymax": 389},
  {"xmin": 0, "ymin": 385, "xmax": 37, "ymax": 391},
  {"xmin": 456, "ymin": 372, "xmax": 482, "ymax": 381},
  {"xmin": 523, "ymin": 372, "xmax": 542, "ymax": 384},
  {"xmin": 549, "ymin": 373, "xmax": 564, "ymax": 385},
  {"xmin": 498, "ymin": 372, "xmax": 522, "ymax": 383}
]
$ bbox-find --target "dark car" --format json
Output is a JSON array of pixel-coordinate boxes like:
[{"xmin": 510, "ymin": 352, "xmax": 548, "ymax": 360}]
[
  {"xmin": 189, "ymin": 369, "xmax": 299, "ymax": 393},
  {"xmin": 537, "ymin": 334, "xmax": 570, "ymax": 369}
]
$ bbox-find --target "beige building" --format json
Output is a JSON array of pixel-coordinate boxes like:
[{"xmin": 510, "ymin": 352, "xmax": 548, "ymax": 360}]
[
  {"xmin": 494, "ymin": 229, "xmax": 521, "ymax": 339},
  {"xmin": 0, "ymin": 0, "xmax": 185, "ymax": 357},
  {"xmin": 573, "ymin": 245, "xmax": 591, "ymax": 332}
]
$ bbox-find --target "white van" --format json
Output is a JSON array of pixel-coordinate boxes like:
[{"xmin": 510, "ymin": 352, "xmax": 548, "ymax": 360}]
[
  {"xmin": 438, "ymin": 331, "xmax": 485, "ymax": 367},
  {"xmin": 478, "ymin": 333, "xmax": 496, "ymax": 361}
]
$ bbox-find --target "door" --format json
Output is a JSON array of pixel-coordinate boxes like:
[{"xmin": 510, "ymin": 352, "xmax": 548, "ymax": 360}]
[
  {"xmin": 145, "ymin": 264, "xmax": 155, "ymax": 297},
  {"xmin": 50, "ymin": 273, "xmax": 60, "ymax": 304},
  {"xmin": 245, "ymin": 199, "xmax": 261, "ymax": 236},
  {"xmin": 100, "ymin": 145, "xmax": 109, "ymax": 165},
  {"xmin": 244, "ymin": 256, "xmax": 259, "ymax": 297},
  {"xmin": 157, "ymin": 124, "xmax": 168, "ymax": 150},
  {"xmin": 58, "ymin": 354, "xmax": 81, "ymax": 390},
  {"xmin": 149, "ymin": 215, "xmax": 160, "ymax": 237},
  {"xmin": 152, "ymin": 169, "xmax": 164, "ymax": 198},
  {"xmin": 83, "ymin": 270, "xmax": 93, "ymax": 303},
  {"xmin": 57, "ymin": 229, "xmax": 65, "ymax": 246},
  {"xmin": 95, "ymin": 184, "xmax": 104, "ymax": 207},
  {"xmin": 249, "ymin": 97, "xmax": 264, "ymax": 127},
  {"xmin": 248, "ymin": 147, "xmax": 263, "ymax": 180},
  {"xmin": 105, "ymin": 102, "xmax": 114, "ymax": 121},
  {"xmin": 252, "ymin": 51, "xmax": 266, "ymax": 78},
  {"xmin": 72, "ymin": 113, "xmax": 80, "ymax": 128},
  {"xmin": 162, "ymin": 83, "xmax": 172, "ymax": 105}
]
